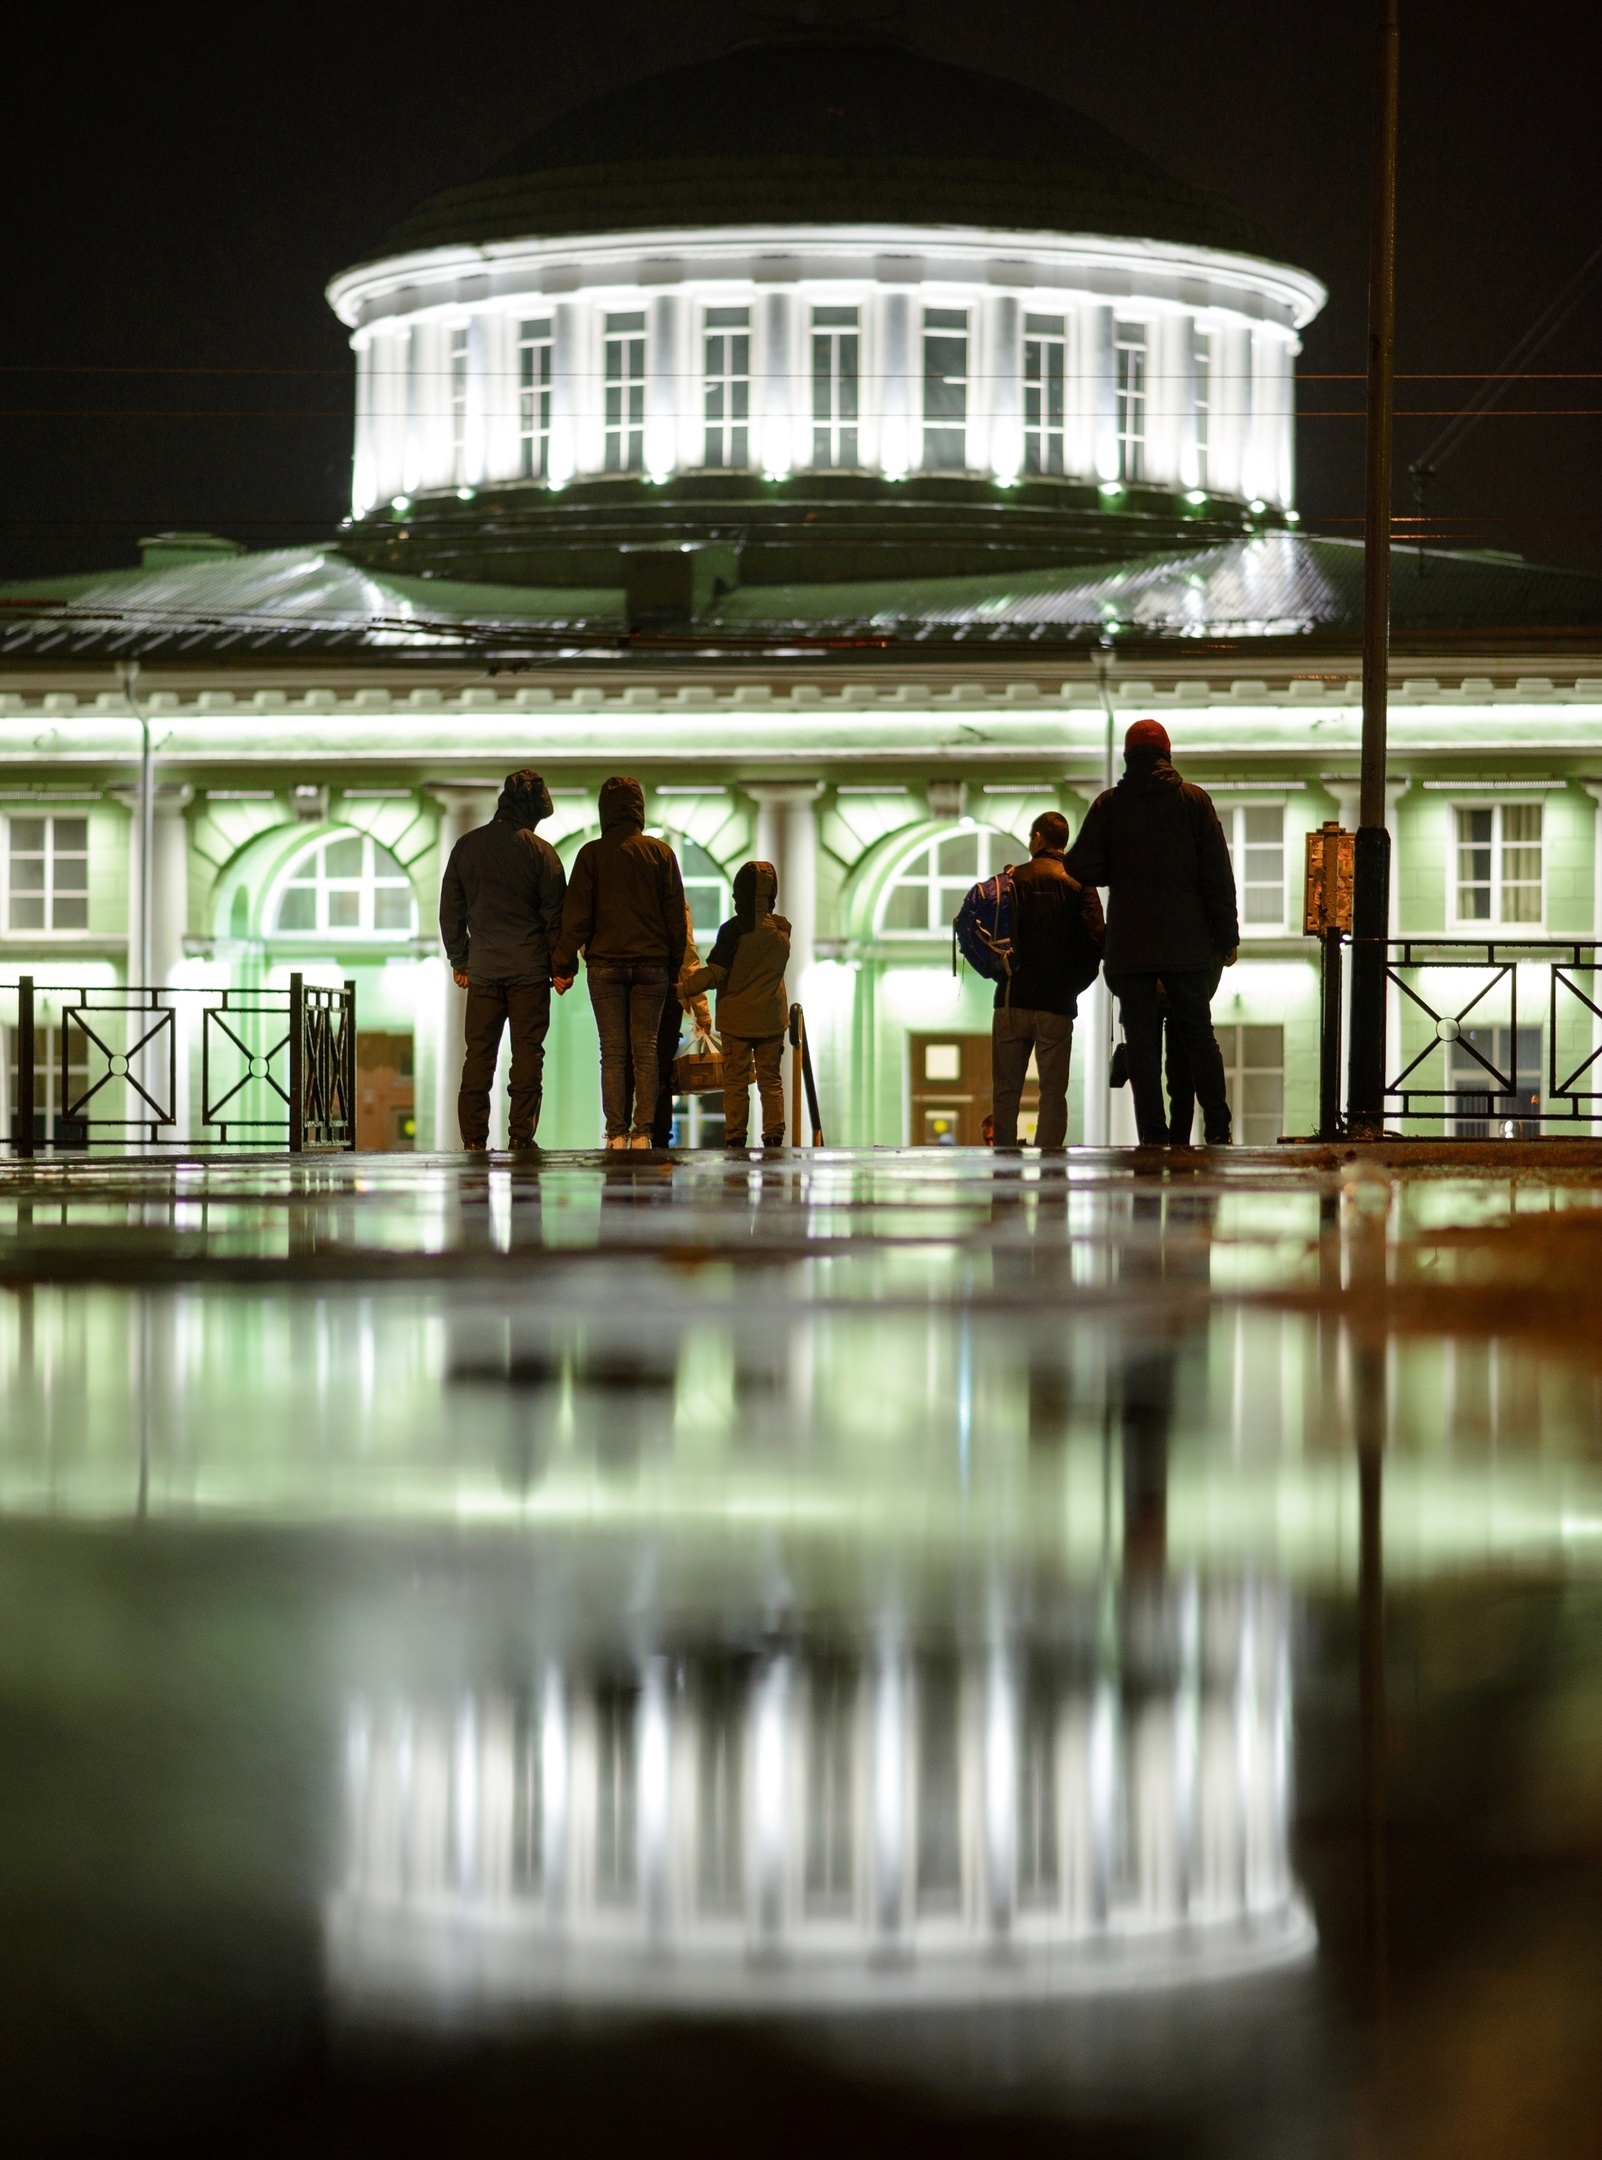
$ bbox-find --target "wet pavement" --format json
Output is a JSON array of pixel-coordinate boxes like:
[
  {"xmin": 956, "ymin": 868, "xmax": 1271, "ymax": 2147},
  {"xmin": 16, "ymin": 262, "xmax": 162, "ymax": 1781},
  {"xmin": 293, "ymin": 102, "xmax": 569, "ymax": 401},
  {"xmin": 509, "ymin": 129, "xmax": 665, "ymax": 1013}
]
[{"xmin": 5, "ymin": 1145, "xmax": 1602, "ymax": 2155}]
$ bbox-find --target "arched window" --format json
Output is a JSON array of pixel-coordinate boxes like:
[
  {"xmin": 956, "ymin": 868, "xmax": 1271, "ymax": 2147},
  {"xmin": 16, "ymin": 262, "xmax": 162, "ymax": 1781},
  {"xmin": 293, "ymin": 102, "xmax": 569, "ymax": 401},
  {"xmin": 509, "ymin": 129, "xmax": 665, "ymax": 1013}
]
[
  {"xmin": 272, "ymin": 830, "xmax": 417, "ymax": 937},
  {"xmin": 878, "ymin": 825, "xmax": 1027, "ymax": 935}
]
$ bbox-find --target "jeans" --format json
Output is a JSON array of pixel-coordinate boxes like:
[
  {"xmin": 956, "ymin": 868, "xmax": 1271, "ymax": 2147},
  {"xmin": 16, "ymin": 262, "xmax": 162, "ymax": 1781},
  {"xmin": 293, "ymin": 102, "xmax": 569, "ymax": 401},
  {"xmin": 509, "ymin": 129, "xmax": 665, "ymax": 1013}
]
[
  {"xmin": 622, "ymin": 990, "xmax": 687, "ymax": 1146},
  {"xmin": 992, "ymin": 1005, "xmax": 1075, "ymax": 1148},
  {"xmin": 1110, "ymin": 969, "xmax": 1231, "ymax": 1144},
  {"xmin": 459, "ymin": 979, "xmax": 551, "ymax": 1146},
  {"xmin": 587, "ymin": 963, "xmax": 672, "ymax": 1138},
  {"xmin": 721, "ymin": 1032, "xmax": 785, "ymax": 1144}
]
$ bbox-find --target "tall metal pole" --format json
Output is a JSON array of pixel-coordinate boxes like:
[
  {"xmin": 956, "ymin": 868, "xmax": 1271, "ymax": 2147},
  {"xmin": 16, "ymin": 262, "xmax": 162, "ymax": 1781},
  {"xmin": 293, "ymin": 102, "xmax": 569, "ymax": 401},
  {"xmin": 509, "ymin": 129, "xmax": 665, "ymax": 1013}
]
[{"xmin": 1346, "ymin": 0, "xmax": 1401, "ymax": 1138}]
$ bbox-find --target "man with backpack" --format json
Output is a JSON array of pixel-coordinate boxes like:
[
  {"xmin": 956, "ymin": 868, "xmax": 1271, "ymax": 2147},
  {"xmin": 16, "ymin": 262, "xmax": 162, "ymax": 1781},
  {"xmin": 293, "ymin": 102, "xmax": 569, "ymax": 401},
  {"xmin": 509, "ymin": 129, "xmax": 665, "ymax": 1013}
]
[
  {"xmin": 1067, "ymin": 719, "xmax": 1238, "ymax": 1145},
  {"xmin": 988, "ymin": 810, "xmax": 1105, "ymax": 1149}
]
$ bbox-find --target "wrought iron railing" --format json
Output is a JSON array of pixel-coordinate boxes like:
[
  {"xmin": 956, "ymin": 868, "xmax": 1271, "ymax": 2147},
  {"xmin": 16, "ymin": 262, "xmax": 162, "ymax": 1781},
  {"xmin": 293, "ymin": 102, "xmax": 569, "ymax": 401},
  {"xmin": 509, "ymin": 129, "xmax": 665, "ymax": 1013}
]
[
  {"xmin": 1384, "ymin": 937, "xmax": 1602, "ymax": 1132},
  {"xmin": 6, "ymin": 972, "xmax": 355, "ymax": 1156}
]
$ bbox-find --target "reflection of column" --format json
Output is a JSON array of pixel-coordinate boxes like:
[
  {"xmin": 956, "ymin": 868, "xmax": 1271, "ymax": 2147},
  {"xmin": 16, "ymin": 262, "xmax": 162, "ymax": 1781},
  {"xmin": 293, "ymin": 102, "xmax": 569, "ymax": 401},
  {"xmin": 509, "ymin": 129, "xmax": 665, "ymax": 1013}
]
[
  {"xmin": 873, "ymin": 1638, "xmax": 905, "ymax": 1939},
  {"xmin": 427, "ymin": 785, "xmax": 498, "ymax": 1150},
  {"xmin": 983, "ymin": 1641, "xmax": 1016, "ymax": 1931},
  {"xmin": 541, "ymin": 1663, "xmax": 568, "ymax": 1917},
  {"xmin": 753, "ymin": 1655, "xmax": 790, "ymax": 1940},
  {"xmin": 639, "ymin": 1657, "xmax": 671, "ymax": 1937}
]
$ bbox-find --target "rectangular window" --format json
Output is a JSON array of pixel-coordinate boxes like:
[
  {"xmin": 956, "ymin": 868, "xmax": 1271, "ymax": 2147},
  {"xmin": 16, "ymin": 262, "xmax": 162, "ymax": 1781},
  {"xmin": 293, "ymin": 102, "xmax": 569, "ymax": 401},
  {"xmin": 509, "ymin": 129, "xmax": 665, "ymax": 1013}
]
[
  {"xmin": 1226, "ymin": 803, "xmax": 1285, "ymax": 929},
  {"xmin": 449, "ymin": 324, "xmax": 469, "ymax": 482},
  {"xmin": 1023, "ymin": 313, "xmax": 1067, "ymax": 477},
  {"xmin": 1218, "ymin": 1023, "xmax": 1285, "ymax": 1146},
  {"xmin": 922, "ymin": 307, "xmax": 968, "ymax": 472},
  {"xmin": 518, "ymin": 317, "xmax": 552, "ymax": 481},
  {"xmin": 6, "ymin": 1022, "xmax": 90, "ymax": 1148},
  {"xmin": 1455, "ymin": 802, "xmax": 1543, "ymax": 924},
  {"xmin": 7, "ymin": 815, "xmax": 89, "ymax": 933},
  {"xmin": 703, "ymin": 306, "xmax": 750, "ymax": 470},
  {"xmin": 1115, "ymin": 319, "xmax": 1147, "ymax": 482},
  {"xmin": 811, "ymin": 305, "xmax": 859, "ymax": 469},
  {"xmin": 1192, "ymin": 326, "xmax": 1212, "ymax": 489},
  {"xmin": 603, "ymin": 311, "xmax": 646, "ymax": 474}
]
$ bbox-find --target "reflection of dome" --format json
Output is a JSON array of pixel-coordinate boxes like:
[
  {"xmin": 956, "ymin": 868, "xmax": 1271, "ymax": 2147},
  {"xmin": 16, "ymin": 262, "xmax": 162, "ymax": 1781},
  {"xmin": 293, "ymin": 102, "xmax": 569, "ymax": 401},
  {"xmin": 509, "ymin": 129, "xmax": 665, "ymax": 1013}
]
[
  {"xmin": 328, "ymin": 35, "xmax": 1324, "ymax": 592},
  {"xmin": 327, "ymin": 1587, "xmax": 1313, "ymax": 2014},
  {"xmin": 364, "ymin": 38, "xmax": 1284, "ymax": 263}
]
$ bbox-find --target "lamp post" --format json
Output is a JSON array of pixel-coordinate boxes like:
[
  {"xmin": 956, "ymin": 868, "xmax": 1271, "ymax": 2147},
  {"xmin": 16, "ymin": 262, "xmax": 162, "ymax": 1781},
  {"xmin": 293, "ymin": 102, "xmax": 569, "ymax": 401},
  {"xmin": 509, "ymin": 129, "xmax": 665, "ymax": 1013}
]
[{"xmin": 1345, "ymin": 0, "xmax": 1401, "ymax": 1138}]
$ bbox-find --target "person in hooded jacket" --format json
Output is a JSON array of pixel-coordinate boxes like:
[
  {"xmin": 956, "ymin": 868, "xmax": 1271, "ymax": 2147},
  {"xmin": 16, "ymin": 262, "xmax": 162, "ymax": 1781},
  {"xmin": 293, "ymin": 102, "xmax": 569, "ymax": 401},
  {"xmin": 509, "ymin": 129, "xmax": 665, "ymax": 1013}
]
[
  {"xmin": 992, "ymin": 809, "xmax": 1105, "ymax": 1149},
  {"xmin": 1066, "ymin": 719, "xmax": 1239, "ymax": 1145},
  {"xmin": 552, "ymin": 776, "xmax": 687, "ymax": 1148},
  {"xmin": 683, "ymin": 861, "xmax": 790, "ymax": 1149},
  {"xmin": 439, "ymin": 767, "xmax": 566, "ymax": 1150}
]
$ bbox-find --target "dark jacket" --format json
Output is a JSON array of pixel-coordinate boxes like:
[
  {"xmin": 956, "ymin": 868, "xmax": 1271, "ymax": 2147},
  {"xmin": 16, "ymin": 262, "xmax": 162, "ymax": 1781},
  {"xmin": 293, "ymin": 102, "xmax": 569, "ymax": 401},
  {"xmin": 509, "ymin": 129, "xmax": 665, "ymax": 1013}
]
[
  {"xmin": 684, "ymin": 862, "xmax": 791, "ymax": 1038},
  {"xmin": 995, "ymin": 848, "xmax": 1106, "ymax": 1017},
  {"xmin": 1066, "ymin": 761, "xmax": 1239, "ymax": 974},
  {"xmin": 439, "ymin": 817, "xmax": 565, "ymax": 983},
  {"xmin": 552, "ymin": 777, "xmax": 688, "ymax": 975}
]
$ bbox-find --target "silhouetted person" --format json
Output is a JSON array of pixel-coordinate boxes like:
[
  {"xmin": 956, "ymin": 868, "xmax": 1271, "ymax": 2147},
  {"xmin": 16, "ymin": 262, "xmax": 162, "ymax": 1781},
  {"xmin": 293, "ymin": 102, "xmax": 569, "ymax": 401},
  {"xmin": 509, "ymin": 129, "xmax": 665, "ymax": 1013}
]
[
  {"xmin": 552, "ymin": 777, "xmax": 687, "ymax": 1150},
  {"xmin": 991, "ymin": 810, "xmax": 1104, "ymax": 1148},
  {"xmin": 439, "ymin": 767, "xmax": 565, "ymax": 1152},
  {"xmin": 1068, "ymin": 720, "xmax": 1238, "ymax": 1146},
  {"xmin": 685, "ymin": 860, "xmax": 791, "ymax": 1151}
]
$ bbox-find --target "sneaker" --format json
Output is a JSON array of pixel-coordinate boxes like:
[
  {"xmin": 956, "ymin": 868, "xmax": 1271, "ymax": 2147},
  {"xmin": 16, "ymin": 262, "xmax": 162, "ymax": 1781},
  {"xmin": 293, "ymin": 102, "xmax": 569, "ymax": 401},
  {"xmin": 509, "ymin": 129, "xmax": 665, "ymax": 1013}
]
[
  {"xmin": 604, "ymin": 1134, "xmax": 629, "ymax": 1150},
  {"xmin": 725, "ymin": 1136, "xmax": 750, "ymax": 1152},
  {"xmin": 629, "ymin": 1133, "xmax": 652, "ymax": 1150},
  {"xmin": 463, "ymin": 1141, "xmax": 487, "ymax": 1152},
  {"xmin": 761, "ymin": 1133, "xmax": 785, "ymax": 1150}
]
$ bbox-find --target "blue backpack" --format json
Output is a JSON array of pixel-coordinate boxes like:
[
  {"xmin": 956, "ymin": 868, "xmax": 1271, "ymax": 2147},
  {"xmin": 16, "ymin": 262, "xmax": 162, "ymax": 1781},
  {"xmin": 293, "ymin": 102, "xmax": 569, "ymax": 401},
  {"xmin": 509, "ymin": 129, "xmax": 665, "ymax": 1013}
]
[{"xmin": 952, "ymin": 867, "xmax": 1015, "ymax": 980}]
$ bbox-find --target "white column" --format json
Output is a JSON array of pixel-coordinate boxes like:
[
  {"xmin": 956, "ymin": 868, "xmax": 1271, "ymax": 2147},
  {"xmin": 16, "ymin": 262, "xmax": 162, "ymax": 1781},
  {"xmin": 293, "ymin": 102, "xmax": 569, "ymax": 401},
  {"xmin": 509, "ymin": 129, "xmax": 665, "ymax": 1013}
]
[
  {"xmin": 1087, "ymin": 305, "xmax": 1118, "ymax": 483},
  {"xmin": 646, "ymin": 293, "xmax": 680, "ymax": 483},
  {"xmin": 464, "ymin": 313, "xmax": 489, "ymax": 487},
  {"xmin": 878, "ymin": 289, "xmax": 913, "ymax": 480},
  {"xmin": 759, "ymin": 289, "xmax": 794, "ymax": 479},
  {"xmin": 1146, "ymin": 313, "xmax": 1186, "ymax": 491},
  {"xmin": 1275, "ymin": 335, "xmax": 1298, "ymax": 509},
  {"xmin": 1214, "ymin": 322, "xmax": 1253, "ymax": 500},
  {"xmin": 352, "ymin": 339, "xmax": 376, "ymax": 516},
  {"xmin": 370, "ymin": 332, "xmax": 407, "ymax": 506},
  {"xmin": 746, "ymin": 783, "xmax": 822, "ymax": 1142},
  {"xmin": 549, "ymin": 300, "xmax": 583, "ymax": 485},
  {"xmin": 1174, "ymin": 315, "xmax": 1200, "ymax": 491},
  {"xmin": 479, "ymin": 311, "xmax": 518, "ymax": 484},
  {"xmin": 150, "ymin": 788, "xmax": 191, "ymax": 985},
  {"xmin": 987, "ymin": 294, "xmax": 1022, "ymax": 484},
  {"xmin": 428, "ymin": 784, "xmax": 498, "ymax": 1150}
]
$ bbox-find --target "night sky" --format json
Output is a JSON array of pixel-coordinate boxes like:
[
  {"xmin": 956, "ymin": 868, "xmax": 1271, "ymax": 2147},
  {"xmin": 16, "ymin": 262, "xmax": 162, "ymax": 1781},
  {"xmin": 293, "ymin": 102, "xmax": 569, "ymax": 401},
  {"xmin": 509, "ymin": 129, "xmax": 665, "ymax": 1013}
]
[{"xmin": 3, "ymin": 0, "xmax": 1598, "ymax": 584}]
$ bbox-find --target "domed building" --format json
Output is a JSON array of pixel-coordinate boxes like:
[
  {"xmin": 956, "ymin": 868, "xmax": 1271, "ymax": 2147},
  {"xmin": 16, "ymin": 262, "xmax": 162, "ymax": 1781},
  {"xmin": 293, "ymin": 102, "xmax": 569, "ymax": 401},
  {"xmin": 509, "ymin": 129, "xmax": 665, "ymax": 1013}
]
[{"xmin": 2, "ymin": 30, "xmax": 1602, "ymax": 1154}]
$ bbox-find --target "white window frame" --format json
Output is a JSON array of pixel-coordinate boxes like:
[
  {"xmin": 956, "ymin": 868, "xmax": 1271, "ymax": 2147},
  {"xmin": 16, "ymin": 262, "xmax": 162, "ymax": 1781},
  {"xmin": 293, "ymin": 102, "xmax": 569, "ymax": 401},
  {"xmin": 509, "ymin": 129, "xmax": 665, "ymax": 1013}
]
[
  {"xmin": 449, "ymin": 324, "xmax": 469, "ymax": 484},
  {"xmin": 269, "ymin": 830, "xmax": 418, "ymax": 940},
  {"xmin": 1218, "ymin": 1023, "xmax": 1285, "ymax": 1146},
  {"xmin": 4, "ymin": 812, "xmax": 89, "ymax": 935},
  {"xmin": 603, "ymin": 311, "xmax": 646, "ymax": 474},
  {"xmin": 1451, "ymin": 798, "xmax": 1545, "ymax": 928},
  {"xmin": 1023, "ymin": 314, "xmax": 1067, "ymax": 477},
  {"xmin": 921, "ymin": 307, "xmax": 969, "ymax": 473},
  {"xmin": 702, "ymin": 307, "xmax": 750, "ymax": 471},
  {"xmin": 877, "ymin": 823, "xmax": 1027, "ymax": 939},
  {"xmin": 1224, "ymin": 801, "xmax": 1286, "ymax": 934},
  {"xmin": 1192, "ymin": 326, "xmax": 1213, "ymax": 489},
  {"xmin": 810, "ymin": 306, "xmax": 859, "ymax": 470},
  {"xmin": 1114, "ymin": 319, "xmax": 1148, "ymax": 483},
  {"xmin": 518, "ymin": 317, "xmax": 553, "ymax": 481}
]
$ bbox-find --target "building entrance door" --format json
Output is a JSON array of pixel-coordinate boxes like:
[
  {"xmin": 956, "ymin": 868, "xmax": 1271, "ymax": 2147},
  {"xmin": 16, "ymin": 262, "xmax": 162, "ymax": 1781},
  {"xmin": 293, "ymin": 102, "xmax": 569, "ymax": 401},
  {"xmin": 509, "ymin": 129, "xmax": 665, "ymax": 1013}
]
[
  {"xmin": 909, "ymin": 1031, "xmax": 1039, "ymax": 1145},
  {"xmin": 357, "ymin": 1031, "xmax": 416, "ymax": 1150}
]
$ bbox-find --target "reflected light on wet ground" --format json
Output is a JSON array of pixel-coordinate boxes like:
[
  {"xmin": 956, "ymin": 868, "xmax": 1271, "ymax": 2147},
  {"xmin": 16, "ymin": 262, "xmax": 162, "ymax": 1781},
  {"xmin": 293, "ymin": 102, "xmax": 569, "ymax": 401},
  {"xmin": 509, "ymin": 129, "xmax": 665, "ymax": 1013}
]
[{"xmin": 6, "ymin": 1146, "xmax": 1602, "ymax": 2154}]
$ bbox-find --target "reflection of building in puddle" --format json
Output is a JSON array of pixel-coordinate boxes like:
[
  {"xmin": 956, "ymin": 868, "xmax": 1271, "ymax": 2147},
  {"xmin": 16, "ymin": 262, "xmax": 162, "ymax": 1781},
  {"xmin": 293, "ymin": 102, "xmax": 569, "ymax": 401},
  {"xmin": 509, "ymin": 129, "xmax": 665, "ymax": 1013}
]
[{"xmin": 328, "ymin": 1586, "xmax": 1313, "ymax": 2012}]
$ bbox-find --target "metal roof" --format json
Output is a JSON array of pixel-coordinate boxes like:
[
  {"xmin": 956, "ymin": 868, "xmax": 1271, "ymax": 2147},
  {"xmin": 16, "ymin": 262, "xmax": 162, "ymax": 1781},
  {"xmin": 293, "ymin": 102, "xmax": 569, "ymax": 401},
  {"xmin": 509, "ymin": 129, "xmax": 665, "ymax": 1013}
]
[{"xmin": 4, "ymin": 533, "xmax": 1602, "ymax": 665}]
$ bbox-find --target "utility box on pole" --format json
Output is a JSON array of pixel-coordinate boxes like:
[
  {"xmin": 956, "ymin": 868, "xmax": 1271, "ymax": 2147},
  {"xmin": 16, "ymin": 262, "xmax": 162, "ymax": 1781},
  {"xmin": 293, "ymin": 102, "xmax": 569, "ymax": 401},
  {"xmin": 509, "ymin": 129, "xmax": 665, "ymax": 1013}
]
[{"xmin": 1305, "ymin": 823, "xmax": 1354, "ymax": 1138}]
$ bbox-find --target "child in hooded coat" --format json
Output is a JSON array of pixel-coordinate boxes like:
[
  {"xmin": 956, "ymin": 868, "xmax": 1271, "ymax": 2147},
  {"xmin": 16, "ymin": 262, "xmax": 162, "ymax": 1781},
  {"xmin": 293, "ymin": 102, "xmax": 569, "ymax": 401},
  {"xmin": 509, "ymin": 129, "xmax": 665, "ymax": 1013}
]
[{"xmin": 684, "ymin": 860, "xmax": 791, "ymax": 1148}]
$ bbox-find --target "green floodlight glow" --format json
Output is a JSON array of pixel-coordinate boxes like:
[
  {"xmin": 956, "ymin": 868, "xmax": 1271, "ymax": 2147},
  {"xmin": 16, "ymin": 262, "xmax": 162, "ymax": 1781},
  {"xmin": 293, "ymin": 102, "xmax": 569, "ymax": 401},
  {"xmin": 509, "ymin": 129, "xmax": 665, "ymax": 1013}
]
[
  {"xmin": 1184, "ymin": 489, "xmax": 1208, "ymax": 506},
  {"xmin": 1098, "ymin": 481, "xmax": 1124, "ymax": 500},
  {"xmin": 1249, "ymin": 498, "xmax": 1267, "ymax": 515},
  {"xmin": 1285, "ymin": 509, "xmax": 1301, "ymax": 524},
  {"xmin": 456, "ymin": 487, "xmax": 475, "ymax": 502},
  {"xmin": 392, "ymin": 495, "xmax": 411, "ymax": 516}
]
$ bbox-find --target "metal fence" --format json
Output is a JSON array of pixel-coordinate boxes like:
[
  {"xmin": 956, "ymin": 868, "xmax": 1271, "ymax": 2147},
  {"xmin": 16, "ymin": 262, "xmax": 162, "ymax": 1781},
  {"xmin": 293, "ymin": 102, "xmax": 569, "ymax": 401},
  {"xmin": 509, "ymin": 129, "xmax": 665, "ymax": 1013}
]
[
  {"xmin": 6, "ymin": 973, "xmax": 355, "ymax": 1156},
  {"xmin": 1383, "ymin": 937, "xmax": 1602, "ymax": 1133}
]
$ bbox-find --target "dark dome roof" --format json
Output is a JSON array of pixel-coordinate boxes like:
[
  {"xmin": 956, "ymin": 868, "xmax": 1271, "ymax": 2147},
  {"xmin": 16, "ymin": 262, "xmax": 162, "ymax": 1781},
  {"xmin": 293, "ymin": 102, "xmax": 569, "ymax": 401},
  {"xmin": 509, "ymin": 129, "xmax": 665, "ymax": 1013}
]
[{"xmin": 368, "ymin": 35, "xmax": 1285, "ymax": 265}]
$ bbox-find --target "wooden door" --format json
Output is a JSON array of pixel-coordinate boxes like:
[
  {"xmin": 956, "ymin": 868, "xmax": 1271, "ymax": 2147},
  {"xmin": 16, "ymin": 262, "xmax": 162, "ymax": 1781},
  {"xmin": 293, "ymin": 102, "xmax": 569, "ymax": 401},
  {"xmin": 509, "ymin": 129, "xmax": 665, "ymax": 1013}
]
[
  {"xmin": 357, "ymin": 1031, "xmax": 416, "ymax": 1151},
  {"xmin": 909, "ymin": 1030, "xmax": 1042, "ymax": 1145}
]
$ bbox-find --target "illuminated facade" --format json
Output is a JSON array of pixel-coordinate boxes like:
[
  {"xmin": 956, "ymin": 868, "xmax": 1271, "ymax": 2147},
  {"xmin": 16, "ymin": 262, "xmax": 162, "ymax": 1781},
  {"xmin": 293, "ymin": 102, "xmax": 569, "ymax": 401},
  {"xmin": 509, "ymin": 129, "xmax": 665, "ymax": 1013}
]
[{"xmin": 2, "ymin": 32, "xmax": 1602, "ymax": 1150}]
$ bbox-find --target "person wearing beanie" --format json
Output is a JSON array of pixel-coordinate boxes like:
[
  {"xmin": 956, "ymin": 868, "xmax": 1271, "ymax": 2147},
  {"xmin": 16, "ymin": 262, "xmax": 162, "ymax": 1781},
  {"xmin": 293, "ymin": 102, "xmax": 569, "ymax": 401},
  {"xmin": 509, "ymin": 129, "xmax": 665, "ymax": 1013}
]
[
  {"xmin": 1066, "ymin": 720, "xmax": 1239, "ymax": 1146},
  {"xmin": 551, "ymin": 777, "xmax": 688, "ymax": 1148},
  {"xmin": 439, "ymin": 768, "xmax": 565, "ymax": 1150},
  {"xmin": 683, "ymin": 860, "xmax": 791, "ymax": 1150},
  {"xmin": 991, "ymin": 809, "xmax": 1105, "ymax": 1149}
]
